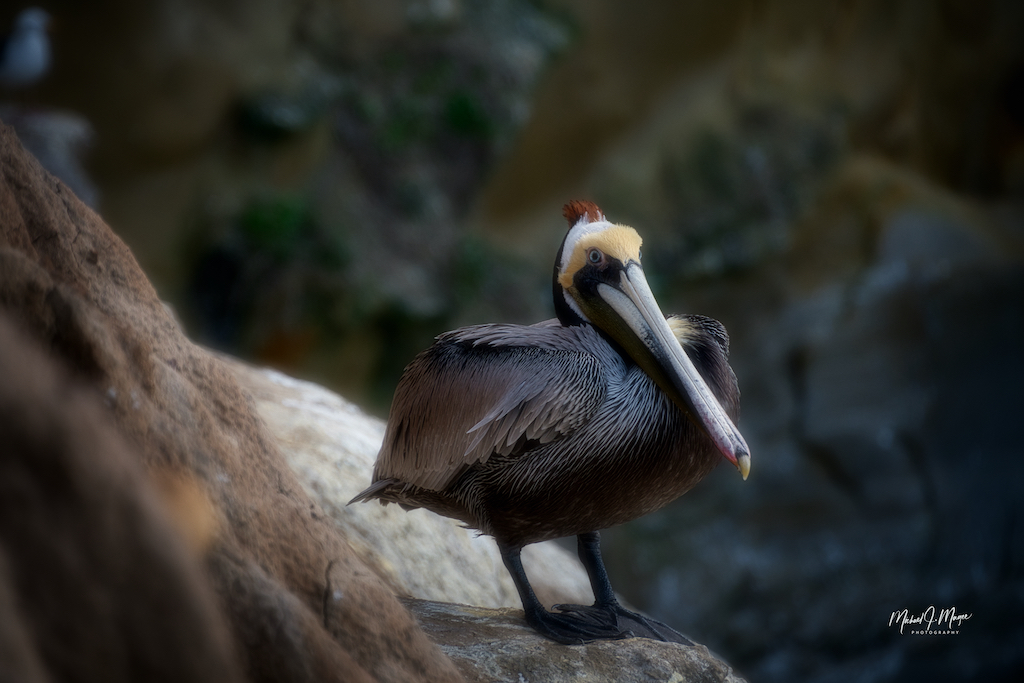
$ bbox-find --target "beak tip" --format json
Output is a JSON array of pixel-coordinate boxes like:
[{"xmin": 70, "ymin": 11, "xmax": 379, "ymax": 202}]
[{"xmin": 737, "ymin": 453, "xmax": 751, "ymax": 481}]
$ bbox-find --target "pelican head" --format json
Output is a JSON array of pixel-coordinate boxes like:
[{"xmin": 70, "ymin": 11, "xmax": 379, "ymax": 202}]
[{"xmin": 553, "ymin": 200, "xmax": 750, "ymax": 479}]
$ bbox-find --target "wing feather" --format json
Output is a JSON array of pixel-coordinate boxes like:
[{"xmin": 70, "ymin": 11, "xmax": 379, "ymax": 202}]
[{"xmin": 373, "ymin": 322, "xmax": 607, "ymax": 491}]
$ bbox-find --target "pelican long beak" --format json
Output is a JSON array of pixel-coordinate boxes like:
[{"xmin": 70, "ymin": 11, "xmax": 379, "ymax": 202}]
[{"xmin": 579, "ymin": 262, "xmax": 751, "ymax": 479}]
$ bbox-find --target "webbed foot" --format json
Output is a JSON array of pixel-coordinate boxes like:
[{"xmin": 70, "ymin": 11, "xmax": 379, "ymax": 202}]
[
  {"xmin": 523, "ymin": 603, "xmax": 631, "ymax": 644},
  {"xmin": 551, "ymin": 602, "xmax": 693, "ymax": 645}
]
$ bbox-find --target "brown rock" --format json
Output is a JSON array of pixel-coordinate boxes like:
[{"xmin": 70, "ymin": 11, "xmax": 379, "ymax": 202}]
[
  {"xmin": 0, "ymin": 119, "xmax": 462, "ymax": 682},
  {"xmin": 0, "ymin": 313, "xmax": 244, "ymax": 683}
]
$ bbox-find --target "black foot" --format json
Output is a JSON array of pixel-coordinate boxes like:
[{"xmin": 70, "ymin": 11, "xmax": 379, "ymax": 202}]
[
  {"xmin": 524, "ymin": 603, "xmax": 632, "ymax": 644},
  {"xmin": 550, "ymin": 603, "xmax": 693, "ymax": 645}
]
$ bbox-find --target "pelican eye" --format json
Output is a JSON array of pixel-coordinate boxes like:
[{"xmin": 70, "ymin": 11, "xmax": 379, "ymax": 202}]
[{"xmin": 587, "ymin": 248, "xmax": 603, "ymax": 265}]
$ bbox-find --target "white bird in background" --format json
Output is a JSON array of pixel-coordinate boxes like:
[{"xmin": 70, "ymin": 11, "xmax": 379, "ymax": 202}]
[{"xmin": 0, "ymin": 8, "xmax": 51, "ymax": 89}]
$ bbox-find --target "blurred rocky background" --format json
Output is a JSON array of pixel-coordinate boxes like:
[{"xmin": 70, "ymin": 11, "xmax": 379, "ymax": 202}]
[{"xmin": 4, "ymin": 0, "xmax": 1023, "ymax": 681}]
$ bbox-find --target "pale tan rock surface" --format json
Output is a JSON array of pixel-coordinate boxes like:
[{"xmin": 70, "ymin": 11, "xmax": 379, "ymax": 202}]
[{"xmin": 229, "ymin": 361, "xmax": 595, "ymax": 610}]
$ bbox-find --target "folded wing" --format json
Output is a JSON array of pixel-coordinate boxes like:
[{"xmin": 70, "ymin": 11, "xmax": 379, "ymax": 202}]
[{"xmin": 373, "ymin": 322, "xmax": 608, "ymax": 491}]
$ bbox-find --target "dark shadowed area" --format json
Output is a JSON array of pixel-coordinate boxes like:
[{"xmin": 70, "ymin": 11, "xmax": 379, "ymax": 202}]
[{"xmin": 3, "ymin": 0, "xmax": 1023, "ymax": 681}]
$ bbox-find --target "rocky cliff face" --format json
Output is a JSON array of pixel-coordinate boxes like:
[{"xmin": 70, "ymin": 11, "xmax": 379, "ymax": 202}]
[
  {"xmin": 0, "ymin": 122, "xmax": 742, "ymax": 681},
  {"xmin": 8, "ymin": 1, "xmax": 1024, "ymax": 680},
  {"xmin": 19, "ymin": 0, "xmax": 573, "ymax": 404}
]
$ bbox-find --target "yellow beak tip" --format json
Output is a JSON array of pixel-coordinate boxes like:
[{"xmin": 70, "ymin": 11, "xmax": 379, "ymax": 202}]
[{"xmin": 738, "ymin": 453, "xmax": 751, "ymax": 481}]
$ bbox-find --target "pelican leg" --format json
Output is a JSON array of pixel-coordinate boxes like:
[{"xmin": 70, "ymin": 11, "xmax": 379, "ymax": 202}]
[
  {"xmin": 576, "ymin": 531, "xmax": 617, "ymax": 605},
  {"xmin": 551, "ymin": 531, "xmax": 693, "ymax": 645},
  {"xmin": 499, "ymin": 542, "xmax": 628, "ymax": 644}
]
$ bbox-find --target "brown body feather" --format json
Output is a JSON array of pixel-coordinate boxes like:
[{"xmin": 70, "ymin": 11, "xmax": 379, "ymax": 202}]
[{"xmin": 351, "ymin": 315, "xmax": 738, "ymax": 548}]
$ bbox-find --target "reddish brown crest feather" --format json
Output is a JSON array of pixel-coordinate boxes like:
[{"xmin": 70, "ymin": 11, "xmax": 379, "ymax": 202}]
[{"xmin": 562, "ymin": 200, "xmax": 604, "ymax": 227}]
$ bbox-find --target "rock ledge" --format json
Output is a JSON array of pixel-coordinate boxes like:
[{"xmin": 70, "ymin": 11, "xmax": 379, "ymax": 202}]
[{"xmin": 404, "ymin": 598, "xmax": 746, "ymax": 683}]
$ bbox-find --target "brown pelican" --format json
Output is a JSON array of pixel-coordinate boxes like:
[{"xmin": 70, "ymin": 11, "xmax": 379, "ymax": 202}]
[{"xmin": 351, "ymin": 200, "xmax": 750, "ymax": 643}]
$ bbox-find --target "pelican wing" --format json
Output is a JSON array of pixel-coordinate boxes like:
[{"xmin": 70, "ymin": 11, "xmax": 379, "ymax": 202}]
[{"xmin": 374, "ymin": 321, "xmax": 608, "ymax": 491}]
